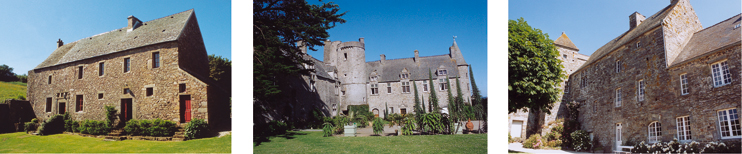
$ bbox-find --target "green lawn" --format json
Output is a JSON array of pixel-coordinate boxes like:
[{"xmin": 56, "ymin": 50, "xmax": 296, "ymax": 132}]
[
  {"xmin": 0, "ymin": 81, "xmax": 26, "ymax": 101},
  {"xmin": 0, "ymin": 132, "xmax": 230, "ymax": 153},
  {"xmin": 253, "ymin": 131, "xmax": 487, "ymax": 153}
]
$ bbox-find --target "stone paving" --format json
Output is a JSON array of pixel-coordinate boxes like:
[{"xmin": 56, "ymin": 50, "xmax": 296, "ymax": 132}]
[{"xmin": 508, "ymin": 143, "xmax": 593, "ymax": 154}]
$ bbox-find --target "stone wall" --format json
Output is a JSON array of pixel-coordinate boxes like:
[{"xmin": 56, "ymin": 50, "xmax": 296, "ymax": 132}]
[
  {"xmin": 367, "ymin": 77, "xmax": 463, "ymax": 118},
  {"xmin": 28, "ymin": 41, "xmax": 212, "ymax": 125}
]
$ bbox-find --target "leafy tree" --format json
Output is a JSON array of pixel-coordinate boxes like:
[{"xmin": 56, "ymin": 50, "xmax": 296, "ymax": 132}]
[
  {"xmin": 253, "ymin": 0, "xmax": 345, "ymax": 127},
  {"xmin": 208, "ymin": 54, "xmax": 231, "ymax": 94},
  {"xmin": 427, "ymin": 69, "xmax": 438, "ymax": 112},
  {"xmin": 0, "ymin": 64, "xmax": 19, "ymax": 82},
  {"xmin": 16, "ymin": 74, "xmax": 27, "ymax": 83},
  {"xmin": 508, "ymin": 18, "xmax": 566, "ymax": 114}
]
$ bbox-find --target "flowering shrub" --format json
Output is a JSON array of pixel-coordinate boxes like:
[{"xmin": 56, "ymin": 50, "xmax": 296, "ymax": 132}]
[
  {"xmin": 570, "ymin": 130, "xmax": 591, "ymax": 151},
  {"xmin": 523, "ymin": 134, "xmax": 542, "ymax": 149},
  {"xmin": 630, "ymin": 138, "xmax": 740, "ymax": 153}
]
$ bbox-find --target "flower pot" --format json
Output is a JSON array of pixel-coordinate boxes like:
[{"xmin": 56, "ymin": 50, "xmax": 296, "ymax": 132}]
[
  {"xmin": 466, "ymin": 118, "xmax": 474, "ymax": 132},
  {"xmin": 344, "ymin": 124, "xmax": 357, "ymax": 137}
]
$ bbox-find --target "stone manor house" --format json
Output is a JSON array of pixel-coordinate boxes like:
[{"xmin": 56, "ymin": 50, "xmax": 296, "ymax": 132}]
[
  {"xmin": 511, "ymin": 0, "xmax": 741, "ymax": 151},
  {"xmin": 282, "ymin": 38, "xmax": 473, "ymax": 120},
  {"xmin": 27, "ymin": 10, "xmax": 230, "ymax": 128}
]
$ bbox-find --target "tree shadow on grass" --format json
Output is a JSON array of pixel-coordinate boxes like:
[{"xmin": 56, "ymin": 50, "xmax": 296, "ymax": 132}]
[{"xmin": 253, "ymin": 131, "xmax": 308, "ymax": 147}]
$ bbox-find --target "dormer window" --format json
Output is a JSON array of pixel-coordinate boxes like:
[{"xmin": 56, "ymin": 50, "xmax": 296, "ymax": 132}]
[
  {"xmin": 401, "ymin": 73, "xmax": 409, "ymax": 79},
  {"xmin": 370, "ymin": 76, "xmax": 378, "ymax": 82},
  {"xmin": 438, "ymin": 70, "xmax": 447, "ymax": 76},
  {"xmin": 735, "ymin": 24, "xmax": 741, "ymax": 29}
]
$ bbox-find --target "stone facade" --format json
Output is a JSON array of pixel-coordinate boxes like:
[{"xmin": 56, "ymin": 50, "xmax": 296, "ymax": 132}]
[
  {"xmin": 562, "ymin": 0, "xmax": 740, "ymax": 151},
  {"xmin": 27, "ymin": 10, "xmax": 230, "ymax": 128},
  {"xmin": 291, "ymin": 38, "xmax": 472, "ymax": 119}
]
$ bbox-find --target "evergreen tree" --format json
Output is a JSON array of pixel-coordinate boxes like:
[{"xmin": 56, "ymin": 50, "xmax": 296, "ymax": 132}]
[
  {"xmin": 446, "ymin": 78, "xmax": 454, "ymax": 113},
  {"xmin": 413, "ymin": 81, "xmax": 423, "ymax": 114},
  {"xmin": 455, "ymin": 77, "xmax": 464, "ymax": 105},
  {"xmin": 469, "ymin": 65, "xmax": 482, "ymax": 105},
  {"xmin": 428, "ymin": 69, "xmax": 439, "ymax": 111},
  {"xmin": 421, "ymin": 97, "xmax": 426, "ymax": 113}
]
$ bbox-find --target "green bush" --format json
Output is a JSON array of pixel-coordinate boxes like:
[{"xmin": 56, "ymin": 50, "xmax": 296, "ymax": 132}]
[
  {"xmin": 38, "ymin": 114, "xmax": 65, "ymax": 135},
  {"xmin": 570, "ymin": 130, "xmax": 592, "ymax": 152},
  {"xmin": 78, "ymin": 120, "xmax": 110, "ymax": 135},
  {"xmin": 322, "ymin": 122, "xmax": 334, "ymax": 137},
  {"xmin": 64, "ymin": 119, "xmax": 78, "ymax": 132},
  {"xmin": 420, "ymin": 113, "xmax": 443, "ymax": 134},
  {"xmin": 401, "ymin": 117, "xmax": 417, "ymax": 135},
  {"xmin": 523, "ymin": 134, "xmax": 542, "ymax": 149},
  {"xmin": 123, "ymin": 119, "xmax": 178, "ymax": 137},
  {"xmin": 267, "ymin": 120, "xmax": 288, "ymax": 135},
  {"xmin": 185, "ymin": 119, "xmax": 209, "ymax": 139},
  {"xmin": 31, "ymin": 118, "xmax": 38, "ymax": 123},
  {"xmin": 372, "ymin": 117, "xmax": 384, "ymax": 135},
  {"xmin": 104, "ymin": 105, "xmax": 117, "ymax": 127},
  {"xmin": 24, "ymin": 122, "xmax": 36, "ymax": 133}
]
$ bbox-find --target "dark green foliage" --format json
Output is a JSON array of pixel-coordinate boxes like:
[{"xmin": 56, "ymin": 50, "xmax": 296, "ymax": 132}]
[
  {"xmin": 15, "ymin": 74, "xmax": 27, "ymax": 83},
  {"xmin": 372, "ymin": 118, "xmax": 384, "ymax": 135},
  {"xmin": 253, "ymin": 0, "xmax": 346, "ymax": 131},
  {"xmin": 267, "ymin": 120, "xmax": 289, "ymax": 135},
  {"xmin": 427, "ymin": 69, "xmax": 438, "ymax": 111},
  {"xmin": 104, "ymin": 105, "xmax": 117, "ymax": 128},
  {"xmin": 307, "ymin": 108, "xmax": 326, "ymax": 129},
  {"xmin": 208, "ymin": 54, "xmax": 232, "ymax": 94},
  {"xmin": 469, "ymin": 65, "xmax": 482, "ymax": 106},
  {"xmin": 384, "ymin": 102, "xmax": 388, "ymax": 120},
  {"xmin": 413, "ymin": 81, "xmax": 423, "ymax": 115},
  {"xmin": 31, "ymin": 118, "xmax": 38, "ymax": 123},
  {"xmin": 508, "ymin": 17, "xmax": 566, "ymax": 114},
  {"xmin": 24, "ymin": 122, "xmax": 36, "ymax": 133},
  {"xmin": 38, "ymin": 114, "xmax": 65, "ymax": 135},
  {"xmin": 561, "ymin": 102, "xmax": 580, "ymax": 149},
  {"xmin": 570, "ymin": 130, "xmax": 592, "ymax": 151},
  {"xmin": 0, "ymin": 64, "xmax": 19, "ymax": 82},
  {"xmin": 123, "ymin": 119, "xmax": 178, "ymax": 137},
  {"xmin": 78, "ymin": 120, "xmax": 110, "ymax": 135},
  {"xmin": 322, "ymin": 122, "xmax": 334, "ymax": 137},
  {"xmin": 185, "ymin": 119, "xmax": 210, "ymax": 139},
  {"xmin": 420, "ymin": 113, "xmax": 444, "ymax": 134},
  {"xmin": 401, "ymin": 117, "xmax": 417, "ymax": 135}
]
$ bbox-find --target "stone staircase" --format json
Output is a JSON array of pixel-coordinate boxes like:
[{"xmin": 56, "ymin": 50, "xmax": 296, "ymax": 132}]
[
  {"xmin": 104, "ymin": 128, "xmax": 126, "ymax": 141},
  {"xmin": 172, "ymin": 125, "xmax": 187, "ymax": 141}
]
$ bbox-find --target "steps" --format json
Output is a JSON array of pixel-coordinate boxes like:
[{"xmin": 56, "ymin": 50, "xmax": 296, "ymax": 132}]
[
  {"xmin": 172, "ymin": 126, "xmax": 187, "ymax": 141},
  {"xmin": 104, "ymin": 128, "xmax": 126, "ymax": 141}
]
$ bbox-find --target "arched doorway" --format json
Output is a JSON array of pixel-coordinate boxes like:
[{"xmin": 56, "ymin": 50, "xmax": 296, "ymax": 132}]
[{"xmin": 372, "ymin": 108, "xmax": 379, "ymax": 117}]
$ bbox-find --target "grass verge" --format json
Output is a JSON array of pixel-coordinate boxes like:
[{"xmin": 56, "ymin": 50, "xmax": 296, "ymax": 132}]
[
  {"xmin": 0, "ymin": 132, "xmax": 230, "ymax": 153},
  {"xmin": 253, "ymin": 131, "xmax": 487, "ymax": 153}
]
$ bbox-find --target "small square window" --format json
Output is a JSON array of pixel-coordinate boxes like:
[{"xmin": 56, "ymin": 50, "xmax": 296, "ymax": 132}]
[
  {"xmin": 98, "ymin": 93, "xmax": 104, "ymax": 99},
  {"xmin": 78, "ymin": 66, "xmax": 83, "ymax": 79},
  {"xmin": 124, "ymin": 88, "xmax": 130, "ymax": 94},
  {"xmin": 179, "ymin": 83, "xmax": 186, "ymax": 93},
  {"xmin": 124, "ymin": 58, "xmax": 131, "ymax": 73},
  {"xmin": 48, "ymin": 75, "xmax": 52, "ymax": 84},
  {"xmin": 146, "ymin": 87, "xmax": 153, "ymax": 96}
]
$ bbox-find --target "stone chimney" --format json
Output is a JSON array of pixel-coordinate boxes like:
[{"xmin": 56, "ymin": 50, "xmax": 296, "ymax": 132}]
[
  {"xmin": 414, "ymin": 50, "xmax": 420, "ymax": 62},
  {"xmin": 380, "ymin": 54, "xmax": 386, "ymax": 64},
  {"xmin": 127, "ymin": 16, "xmax": 142, "ymax": 31},
  {"xmin": 57, "ymin": 39, "xmax": 63, "ymax": 48},
  {"xmin": 359, "ymin": 37, "xmax": 364, "ymax": 44},
  {"xmin": 629, "ymin": 12, "xmax": 646, "ymax": 30}
]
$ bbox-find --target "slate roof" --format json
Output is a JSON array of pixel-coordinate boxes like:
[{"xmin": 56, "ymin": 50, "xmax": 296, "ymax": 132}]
[
  {"xmin": 35, "ymin": 9, "xmax": 195, "ymax": 70},
  {"xmin": 365, "ymin": 54, "xmax": 460, "ymax": 83},
  {"xmin": 575, "ymin": 2, "xmax": 678, "ymax": 73},
  {"xmin": 306, "ymin": 55, "xmax": 334, "ymax": 80},
  {"xmin": 554, "ymin": 32, "xmax": 579, "ymax": 51},
  {"xmin": 669, "ymin": 14, "xmax": 742, "ymax": 67}
]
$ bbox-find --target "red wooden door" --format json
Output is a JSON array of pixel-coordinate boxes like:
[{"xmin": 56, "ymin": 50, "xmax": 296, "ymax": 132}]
[
  {"xmin": 185, "ymin": 99, "xmax": 191, "ymax": 123},
  {"xmin": 59, "ymin": 103, "xmax": 66, "ymax": 114},
  {"xmin": 121, "ymin": 99, "xmax": 132, "ymax": 121}
]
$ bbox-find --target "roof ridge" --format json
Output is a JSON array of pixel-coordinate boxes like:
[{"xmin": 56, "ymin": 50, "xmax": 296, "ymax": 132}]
[
  {"xmin": 694, "ymin": 13, "xmax": 742, "ymax": 34},
  {"xmin": 143, "ymin": 9, "xmax": 194, "ymax": 23}
]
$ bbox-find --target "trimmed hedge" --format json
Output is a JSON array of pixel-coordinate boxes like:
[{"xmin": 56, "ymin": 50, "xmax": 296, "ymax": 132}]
[
  {"xmin": 123, "ymin": 119, "xmax": 178, "ymax": 137},
  {"xmin": 78, "ymin": 120, "xmax": 110, "ymax": 135},
  {"xmin": 38, "ymin": 114, "xmax": 65, "ymax": 135},
  {"xmin": 24, "ymin": 122, "xmax": 36, "ymax": 133},
  {"xmin": 185, "ymin": 119, "xmax": 209, "ymax": 139}
]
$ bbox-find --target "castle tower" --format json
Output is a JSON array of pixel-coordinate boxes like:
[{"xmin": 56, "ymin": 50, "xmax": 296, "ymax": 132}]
[
  {"xmin": 449, "ymin": 39, "xmax": 472, "ymax": 104},
  {"xmin": 336, "ymin": 38, "xmax": 368, "ymax": 109}
]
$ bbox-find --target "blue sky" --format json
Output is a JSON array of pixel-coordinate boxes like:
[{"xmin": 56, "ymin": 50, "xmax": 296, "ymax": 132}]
[
  {"xmin": 0, "ymin": 0, "xmax": 230, "ymax": 75},
  {"xmin": 306, "ymin": 0, "xmax": 489, "ymax": 97},
  {"xmin": 509, "ymin": 0, "xmax": 741, "ymax": 57}
]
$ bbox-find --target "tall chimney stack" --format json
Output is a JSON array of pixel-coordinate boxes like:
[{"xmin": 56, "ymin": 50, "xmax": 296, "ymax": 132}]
[
  {"xmin": 414, "ymin": 50, "xmax": 420, "ymax": 62},
  {"xmin": 127, "ymin": 16, "xmax": 142, "ymax": 31},
  {"xmin": 57, "ymin": 39, "xmax": 64, "ymax": 48},
  {"xmin": 629, "ymin": 12, "xmax": 646, "ymax": 30},
  {"xmin": 380, "ymin": 54, "xmax": 386, "ymax": 64}
]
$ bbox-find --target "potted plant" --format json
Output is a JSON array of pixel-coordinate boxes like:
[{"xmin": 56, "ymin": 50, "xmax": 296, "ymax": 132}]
[{"xmin": 343, "ymin": 111, "xmax": 357, "ymax": 137}]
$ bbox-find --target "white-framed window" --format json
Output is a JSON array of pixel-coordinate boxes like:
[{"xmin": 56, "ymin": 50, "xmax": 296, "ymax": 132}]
[
  {"xmin": 99, "ymin": 62, "xmax": 105, "ymax": 76},
  {"xmin": 717, "ymin": 108, "xmax": 741, "ymax": 138},
  {"xmin": 711, "ymin": 61, "xmax": 732, "ymax": 87},
  {"xmin": 439, "ymin": 79, "xmax": 448, "ymax": 91},
  {"xmin": 637, "ymin": 80, "xmax": 645, "ymax": 101},
  {"xmin": 371, "ymin": 84, "xmax": 378, "ymax": 95},
  {"xmin": 615, "ymin": 88, "xmax": 621, "ymax": 107},
  {"xmin": 648, "ymin": 121, "xmax": 662, "ymax": 143},
  {"xmin": 423, "ymin": 81, "xmax": 428, "ymax": 92},
  {"xmin": 580, "ymin": 74, "xmax": 587, "ymax": 88},
  {"xmin": 370, "ymin": 76, "xmax": 378, "ymax": 82},
  {"xmin": 401, "ymin": 82, "xmax": 410, "ymax": 93},
  {"xmin": 438, "ymin": 69, "xmax": 447, "ymax": 76},
  {"xmin": 401, "ymin": 73, "xmax": 409, "ymax": 79},
  {"xmin": 332, "ymin": 104, "xmax": 337, "ymax": 112},
  {"xmin": 615, "ymin": 60, "xmax": 621, "ymax": 73},
  {"xmin": 676, "ymin": 116, "xmax": 692, "ymax": 141},
  {"xmin": 616, "ymin": 123, "xmax": 622, "ymax": 142},
  {"xmin": 680, "ymin": 74, "xmax": 689, "ymax": 95},
  {"xmin": 310, "ymin": 81, "xmax": 316, "ymax": 92}
]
